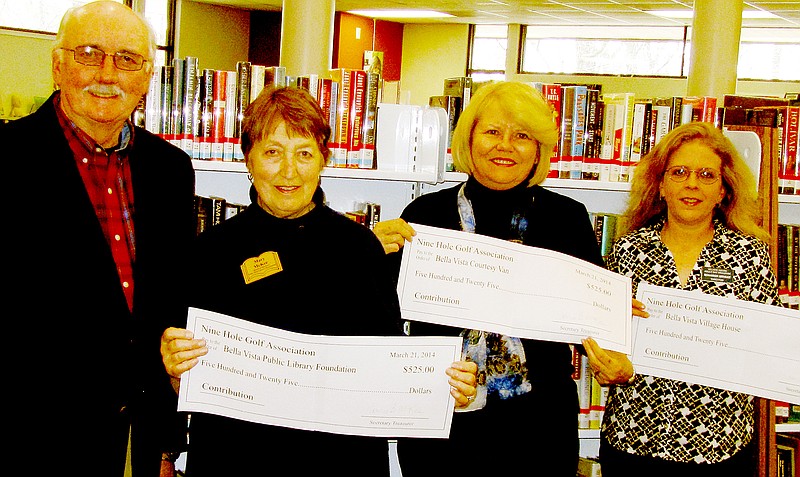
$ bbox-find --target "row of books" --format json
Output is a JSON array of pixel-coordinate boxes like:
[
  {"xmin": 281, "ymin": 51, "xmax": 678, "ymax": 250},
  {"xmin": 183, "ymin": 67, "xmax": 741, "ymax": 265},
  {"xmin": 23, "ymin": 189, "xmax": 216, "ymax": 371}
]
[
  {"xmin": 141, "ymin": 57, "xmax": 383, "ymax": 170},
  {"xmin": 194, "ymin": 195, "xmax": 246, "ymax": 235},
  {"xmin": 777, "ymin": 224, "xmax": 800, "ymax": 309},
  {"xmin": 533, "ymin": 82, "xmax": 720, "ymax": 184},
  {"xmin": 721, "ymin": 96, "xmax": 799, "ymax": 196}
]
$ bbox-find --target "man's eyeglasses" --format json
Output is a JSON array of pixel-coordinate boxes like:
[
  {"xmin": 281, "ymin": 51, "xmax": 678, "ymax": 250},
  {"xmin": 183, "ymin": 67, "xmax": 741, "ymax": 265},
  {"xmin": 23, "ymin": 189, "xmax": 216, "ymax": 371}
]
[
  {"xmin": 59, "ymin": 45, "xmax": 148, "ymax": 71},
  {"xmin": 665, "ymin": 166, "xmax": 721, "ymax": 185}
]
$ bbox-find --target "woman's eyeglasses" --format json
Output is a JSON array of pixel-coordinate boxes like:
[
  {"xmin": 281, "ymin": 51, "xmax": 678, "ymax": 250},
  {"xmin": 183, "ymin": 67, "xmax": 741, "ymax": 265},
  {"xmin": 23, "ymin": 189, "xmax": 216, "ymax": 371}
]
[
  {"xmin": 59, "ymin": 45, "xmax": 148, "ymax": 71},
  {"xmin": 665, "ymin": 166, "xmax": 721, "ymax": 185}
]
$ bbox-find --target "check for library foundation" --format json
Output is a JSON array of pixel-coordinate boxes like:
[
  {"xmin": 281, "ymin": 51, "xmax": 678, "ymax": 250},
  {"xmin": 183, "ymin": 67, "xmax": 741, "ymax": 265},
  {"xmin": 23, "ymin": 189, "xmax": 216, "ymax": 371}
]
[
  {"xmin": 397, "ymin": 224, "xmax": 634, "ymax": 354},
  {"xmin": 178, "ymin": 308, "xmax": 462, "ymax": 438}
]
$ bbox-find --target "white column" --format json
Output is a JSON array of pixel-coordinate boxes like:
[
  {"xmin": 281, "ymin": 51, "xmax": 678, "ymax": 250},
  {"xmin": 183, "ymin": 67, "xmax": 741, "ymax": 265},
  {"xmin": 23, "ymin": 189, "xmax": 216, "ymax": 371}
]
[
  {"xmin": 686, "ymin": 0, "xmax": 743, "ymax": 98},
  {"xmin": 280, "ymin": 0, "xmax": 334, "ymax": 78}
]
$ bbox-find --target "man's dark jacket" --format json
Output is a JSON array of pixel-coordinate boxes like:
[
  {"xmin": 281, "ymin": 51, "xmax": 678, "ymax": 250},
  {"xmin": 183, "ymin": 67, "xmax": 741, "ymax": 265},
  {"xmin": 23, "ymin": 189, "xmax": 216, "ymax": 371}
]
[{"xmin": 1, "ymin": 92, "xmax": 195, "ymax": 476}]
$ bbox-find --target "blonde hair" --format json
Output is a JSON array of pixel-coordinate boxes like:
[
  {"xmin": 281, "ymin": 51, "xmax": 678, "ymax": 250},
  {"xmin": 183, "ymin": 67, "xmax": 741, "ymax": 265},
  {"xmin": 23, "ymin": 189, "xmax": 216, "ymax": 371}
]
[
  {"xmin": 620, "ymin": 121, "xmax": 768, "ymax": 242},
  {"xmin": 450, "ymin": 81, "xmax": 559, "ymax": 187}
]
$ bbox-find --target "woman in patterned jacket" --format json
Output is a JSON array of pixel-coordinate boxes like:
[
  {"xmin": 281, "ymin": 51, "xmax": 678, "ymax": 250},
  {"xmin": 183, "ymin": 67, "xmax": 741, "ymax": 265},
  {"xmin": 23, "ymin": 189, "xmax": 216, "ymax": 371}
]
[{"xmin": 583, "ymin": 121, "xmax": 781, "ymax": 477}]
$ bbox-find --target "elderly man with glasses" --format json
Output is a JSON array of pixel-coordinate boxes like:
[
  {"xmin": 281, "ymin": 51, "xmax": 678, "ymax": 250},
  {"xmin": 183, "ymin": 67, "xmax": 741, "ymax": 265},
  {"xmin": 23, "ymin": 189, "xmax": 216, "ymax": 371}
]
[{"xmin": 1, "ymin": 2, "xmax": 194, "ymax": 477}]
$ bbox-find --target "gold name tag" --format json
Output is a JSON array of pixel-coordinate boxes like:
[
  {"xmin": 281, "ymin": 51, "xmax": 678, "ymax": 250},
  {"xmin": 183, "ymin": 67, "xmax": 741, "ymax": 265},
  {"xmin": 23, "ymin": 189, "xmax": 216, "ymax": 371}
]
[{"xmin": 241, "ymin": 251, "xmax": 283, "ymax": 284}]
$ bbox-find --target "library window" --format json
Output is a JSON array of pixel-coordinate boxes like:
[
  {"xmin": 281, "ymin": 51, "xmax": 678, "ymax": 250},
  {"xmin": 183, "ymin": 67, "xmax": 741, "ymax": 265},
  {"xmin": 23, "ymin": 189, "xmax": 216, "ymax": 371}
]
[
  {"xmin": 518, "ymin": 25, "xmax": 799, "ymax": 81},
  {"xmin": 468, "ymin": 24, "xmax": 508, "ymax": 83},
  {"xmin": 0, "ymin": 0, "xmax": 174, "ymax": 66},
  {"xmin": 521, "ymin": 26, "xmax": 688, "ymax": 77}
]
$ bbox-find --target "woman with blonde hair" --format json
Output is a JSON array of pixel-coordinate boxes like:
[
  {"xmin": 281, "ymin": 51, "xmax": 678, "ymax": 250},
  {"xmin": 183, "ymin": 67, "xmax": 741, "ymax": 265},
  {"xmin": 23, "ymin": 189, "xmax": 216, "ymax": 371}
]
[{"xmin": 584, "ymin": 121, "xmax": 781, "ymax": 477}]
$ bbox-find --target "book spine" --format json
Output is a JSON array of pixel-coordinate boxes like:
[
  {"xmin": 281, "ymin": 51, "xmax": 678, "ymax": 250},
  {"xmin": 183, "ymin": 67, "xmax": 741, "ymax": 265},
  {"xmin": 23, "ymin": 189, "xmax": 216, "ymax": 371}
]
[
  {"xmin": 558, "ymin": 85, "xmax": 575, "ymax": 179},
  {"xmin": 181, "ymin": 56, "xmax": 198, "ymax": 156},
  {"xmin": 570, "ymin": 85, "xmax": 588, "ymax": 180},
  {"xmin": 540, "ymin": 84, "xmax": 562, "ymax": 179},
  {"xmin": 346, "ymin": 69, "xmax": 367, "ymax": 168},
  {"xmin": 329, "ymin": 68, "xmax": 351, "ymax": 167},
  {"xmin": 224, "ymin": 70, "xmax": 238, "ymax": 161},
  {"xmin": 145, "ymin": 66, "xmax": 163, "ymax": 135},
  {"xmin": 235, "ymin": 61, "xmax": 251, "ymax": 139},
  {"xmin": 599, "ymin": 101, "xmax": 615, "ymax": 182},
  {"xmin": 582, "ymin": 89, "xmax": 600, "ymax": 180},
  {"xmin": 779, "ymin": 106, "xmax": 799, "ymax": 195},
  {"xmin": 210, "ymin": 69, "xmax": 227, "ymax": 161},
  {"xmin": 359, "ymin": 71, "xmax": 380, "ymax": 169},
  {"xmin": 159, "ymin": 65, "xmax": 174, "ymax": 138},
  {"xmin": 250, "ymin": 64, "xmax": 266, "ymax": 103},
  {"xmin": 628, "ymin": 100, "xmax": 649, "ymax": 179}
]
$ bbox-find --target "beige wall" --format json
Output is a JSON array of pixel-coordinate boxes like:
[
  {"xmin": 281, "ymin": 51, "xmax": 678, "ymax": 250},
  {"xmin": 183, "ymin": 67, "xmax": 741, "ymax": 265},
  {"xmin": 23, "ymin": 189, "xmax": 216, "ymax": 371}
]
[
  {"xmin": 400, "ymin": 24, "xmax": 470, "ymax": 106},
  {"xmin": 0, "ymin": 29, "xmax": 56, "ymax": 117},
  {"xmin": 176, "ymin": 0, "xmax": 249, "ymax": 72}
]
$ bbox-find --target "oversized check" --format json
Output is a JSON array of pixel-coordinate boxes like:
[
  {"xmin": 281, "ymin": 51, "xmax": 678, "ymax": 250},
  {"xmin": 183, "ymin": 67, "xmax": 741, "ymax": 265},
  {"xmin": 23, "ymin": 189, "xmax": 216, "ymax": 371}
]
[
  {"xmin": 397, "ymin": 224, "xmax": 633, "ymax": 353},
  {"xmin": 178, "ymin": 307, "xmax": 463, "ymax": 438},
  {"xmin": 633, "ymin": 282, "xmax": 800, "ymax": 403}
]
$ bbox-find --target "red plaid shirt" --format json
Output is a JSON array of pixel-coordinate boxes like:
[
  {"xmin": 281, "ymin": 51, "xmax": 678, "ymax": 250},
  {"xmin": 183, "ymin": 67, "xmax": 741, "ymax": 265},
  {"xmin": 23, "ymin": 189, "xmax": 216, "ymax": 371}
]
[{"xmin": 55, "ymin": 95, "xmax": 136, "ymax": 311}]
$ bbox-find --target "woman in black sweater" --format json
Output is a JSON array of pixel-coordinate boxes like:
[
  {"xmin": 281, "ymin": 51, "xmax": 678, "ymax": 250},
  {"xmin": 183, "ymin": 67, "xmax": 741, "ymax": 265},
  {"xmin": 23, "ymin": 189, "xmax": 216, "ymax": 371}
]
[{"xmin": 374, "ymin": 80, "xmax": 605, "ymax": 476}]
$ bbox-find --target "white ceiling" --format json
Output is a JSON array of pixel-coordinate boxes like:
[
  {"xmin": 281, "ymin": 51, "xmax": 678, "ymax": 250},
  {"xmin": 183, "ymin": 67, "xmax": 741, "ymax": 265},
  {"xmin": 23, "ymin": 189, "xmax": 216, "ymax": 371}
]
[{"xmin": 188, "ymin": 0, "xmax": 800, "ymax": 28}]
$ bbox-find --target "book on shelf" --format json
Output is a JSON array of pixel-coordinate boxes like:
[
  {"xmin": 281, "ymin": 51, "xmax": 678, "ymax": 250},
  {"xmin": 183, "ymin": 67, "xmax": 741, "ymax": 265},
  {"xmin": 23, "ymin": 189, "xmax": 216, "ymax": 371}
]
[
  {"xmin": 588, "ymin": 374, "xmax": 607, "ymax": 430},
  {"xmin": 169, "ymin": 57, "xmax": 185, "ymax": 148},
  {"xmin": 777, "ymin": 224, "xmax": 792, "ymax": 308},
  {"xmin": 180, "ymin": 56, "xmax": 199, "ymax": 156},
  {"xmin": 532, "ymin": 83, "xmax": 563, "ymax": 179},
  {"xmin": 760, "ymin": 105, "xmax": 799, "ymax": 195},
  {"xmin": 628, "ymin": 99, "xmax": 652, "ymax": 179},
  {"xmin": 359, "ymin": 71, "xmax": 380, "ymax": 170},
  {"xmin": 209, "ymin": 69, "xmax": 228, "ymax": 161},
  {"xmin": 572, "ymin": 346, "xmax": 592, "ymax": 429},
  {"xmin": 557, "ymin": 84, "xmax": 576, "ymax": 179},
  {"xmin": 602, "ymin": 92, "xmax": 636, "ymax": 182},
  {"xmin": 145, "ymin": 64, "xmax": 163, "ymax": 135},
  {"xmin": 197, "ymin": 68, "xmax": 215, "ymax": 160},
  {"xmin": 346, "ymin": 69, "xmax": 367, "ymax": 168},
  {"xmin": 250, "ymin": 64, "xmax": 266, "ymax": 102},
  {"xmin": 651, "ymin": 97, "xmax": 673, "ymax": 149},
  {"xmin": 328, "ymin": 68, "xmax": 353, "ymax": 167},
  {"xmin": 264, "ymin": 66, "xmax": 287, "ymax": 88},
  {"xmin": 317, "ymin": 77, "xmax": 339, "ymax": 141},
  {"xmin": 582, "ymin": 89, "xmax": 602, "ymax": 181},
  {"xmin": 568, "ymin": 85, "xmax": 588, "ymax": 180},
  {"xmin": 158, "ymin": 65, "xmax": 174, "ymax": 138},
  {"xmin": 223, "ymin": 70, "xmax": 238, "ymax": 161},
  {"xmin": 234, "ymin": 61, "xmax": 251, "ymax": 140},
  {"xmin": 296, "ymin": 73, "xmax": 319, "ymax": 100}
]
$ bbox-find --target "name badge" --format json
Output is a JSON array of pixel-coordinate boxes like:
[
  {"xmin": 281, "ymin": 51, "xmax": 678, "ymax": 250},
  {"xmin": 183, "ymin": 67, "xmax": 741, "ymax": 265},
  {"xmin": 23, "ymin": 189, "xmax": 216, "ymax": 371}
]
[
  {"xmin": 241, "ymin": 251, "xmax": 283, "ymax": 284},
  {"xmin": 701, "ymin": 267, "xmax": 734, "ymax": 283}
]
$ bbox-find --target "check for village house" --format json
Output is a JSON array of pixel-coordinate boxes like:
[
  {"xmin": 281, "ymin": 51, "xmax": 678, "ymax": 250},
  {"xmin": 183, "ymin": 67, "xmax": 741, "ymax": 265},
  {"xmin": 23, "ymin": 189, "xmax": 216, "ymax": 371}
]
[
  {"xmin": 178, "ymin": 307, "xmax": 463, "ymax": 438},
  {"xmin": 633, "ymin": 282, "xmax": 800, "ymax": 404},
  {"xmin": 396, "ymin": 224, "xmax": 633, "ymax": 354}
]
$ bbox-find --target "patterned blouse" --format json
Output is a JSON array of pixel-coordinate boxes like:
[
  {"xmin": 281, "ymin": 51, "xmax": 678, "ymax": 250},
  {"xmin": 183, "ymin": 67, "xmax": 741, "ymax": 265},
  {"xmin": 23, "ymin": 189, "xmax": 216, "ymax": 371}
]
[{"xmin": 602, "ymin": 217, "xmax": 781, "ymax": 464}]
